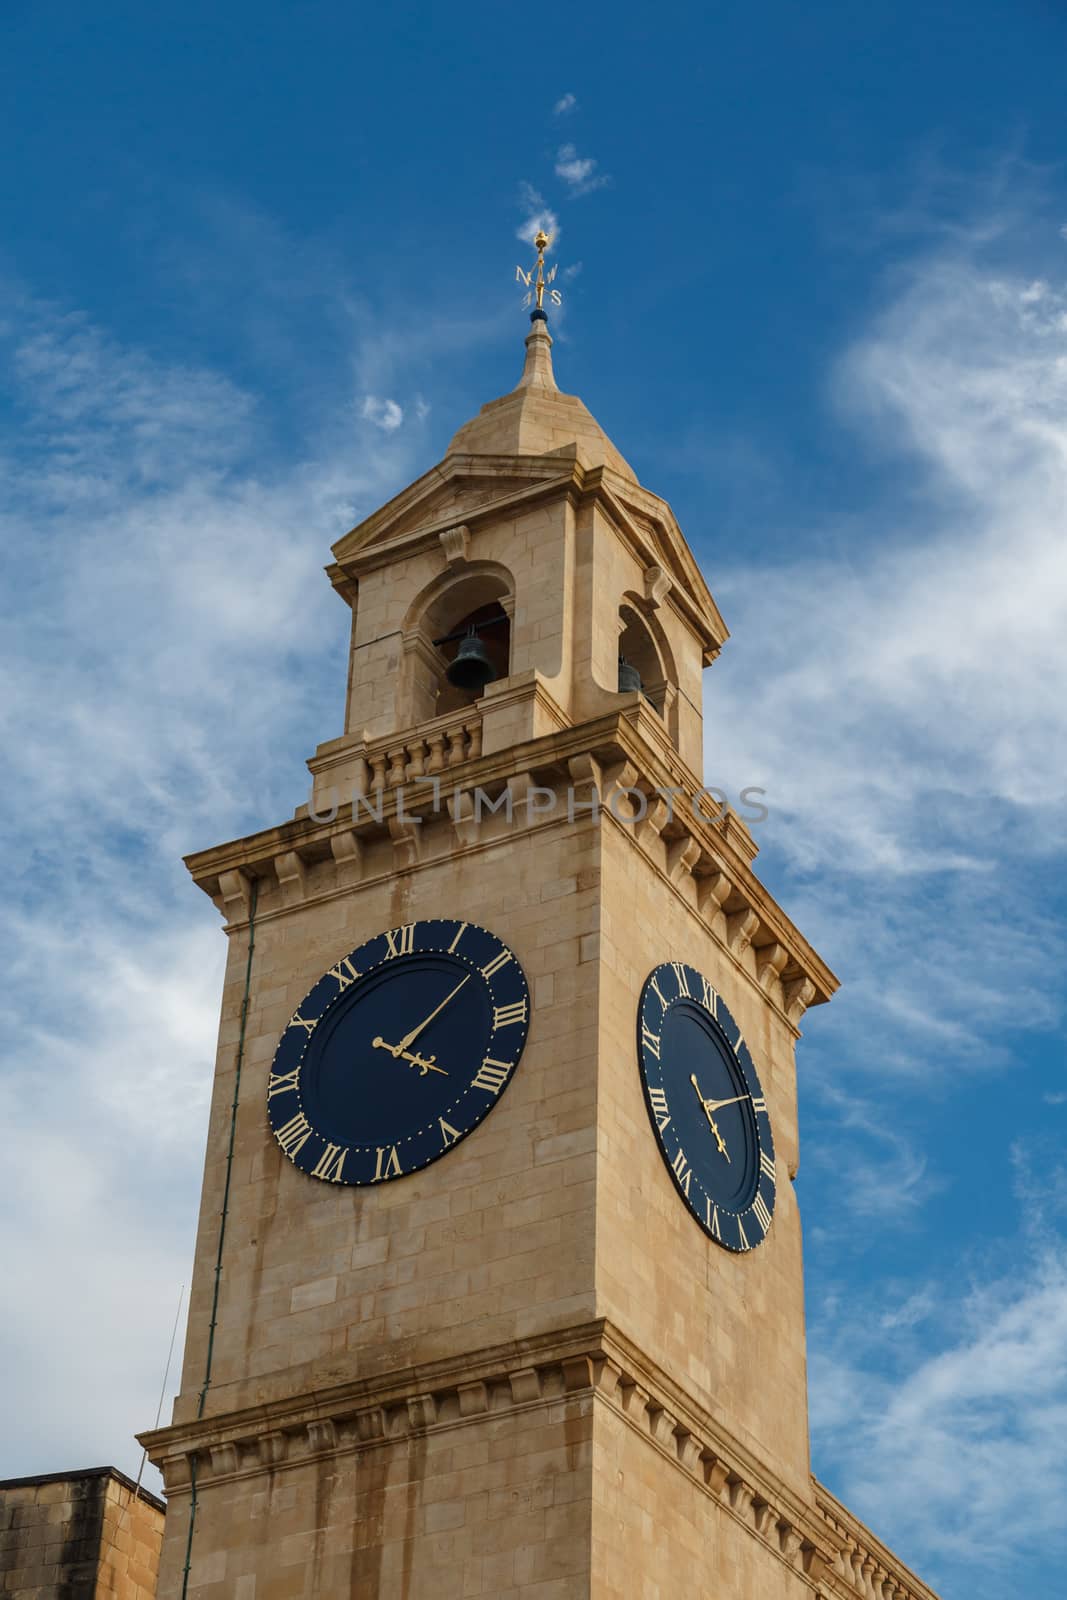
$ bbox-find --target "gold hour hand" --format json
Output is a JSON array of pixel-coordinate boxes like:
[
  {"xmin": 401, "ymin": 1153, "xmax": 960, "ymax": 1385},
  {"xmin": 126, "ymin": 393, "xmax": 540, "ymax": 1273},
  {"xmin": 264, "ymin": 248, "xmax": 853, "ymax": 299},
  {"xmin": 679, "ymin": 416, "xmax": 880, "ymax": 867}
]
[
  {"xmin": 690, "ymin": 1074, "xmax": 731, "ymax": 1162},
  {"xmin": 372, "ymin": 1037, "xmax": 449, "ymax": 1077}
]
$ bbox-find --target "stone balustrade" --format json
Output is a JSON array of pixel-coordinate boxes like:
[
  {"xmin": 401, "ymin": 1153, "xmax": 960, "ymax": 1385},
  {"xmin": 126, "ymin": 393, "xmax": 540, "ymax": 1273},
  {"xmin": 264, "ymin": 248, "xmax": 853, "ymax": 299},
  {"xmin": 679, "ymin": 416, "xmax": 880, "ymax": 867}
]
[{"xmin": 814, "ymin": 1483, "xmax": 940, "ymax": 1600}]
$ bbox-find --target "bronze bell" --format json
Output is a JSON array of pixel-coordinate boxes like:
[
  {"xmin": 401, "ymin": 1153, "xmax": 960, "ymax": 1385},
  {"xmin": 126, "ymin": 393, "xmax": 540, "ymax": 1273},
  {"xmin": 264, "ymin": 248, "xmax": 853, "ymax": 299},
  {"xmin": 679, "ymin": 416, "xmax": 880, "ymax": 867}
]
[
  {"xmin": 446, "ymin": 629, "xmax": 497, "ymax": 692},
  {"xmin": 618, "ymin": 655, "xmax": 643, "ymax": 694}
]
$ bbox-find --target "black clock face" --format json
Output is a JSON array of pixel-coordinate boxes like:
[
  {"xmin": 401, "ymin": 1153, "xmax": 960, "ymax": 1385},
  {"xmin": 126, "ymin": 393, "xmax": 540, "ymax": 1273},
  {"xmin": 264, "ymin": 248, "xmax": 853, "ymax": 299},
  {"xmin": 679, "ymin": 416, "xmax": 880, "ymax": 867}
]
[
  {"xmin": 637, "ymin": 962, "xmax": 776, "ymax": 1252},
  {"xmin": 267, "ymin": 919, "xmax": 530, "ymax": 1186}
]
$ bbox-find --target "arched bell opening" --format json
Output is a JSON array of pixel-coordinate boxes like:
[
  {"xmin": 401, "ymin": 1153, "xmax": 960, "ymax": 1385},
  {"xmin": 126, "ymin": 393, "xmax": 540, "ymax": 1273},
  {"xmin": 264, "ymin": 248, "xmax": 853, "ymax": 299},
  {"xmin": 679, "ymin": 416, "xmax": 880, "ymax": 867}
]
[
  {"xmin": 399, "ymin": 566, "xmax": 515, "ymax": 726},
  {"xmin": 434, "ymin": 600, "xmax": 511, "ymax": 716},
  {"xmin": 617, "ymin": 604, "xmax": 667, "ymax": 717}
]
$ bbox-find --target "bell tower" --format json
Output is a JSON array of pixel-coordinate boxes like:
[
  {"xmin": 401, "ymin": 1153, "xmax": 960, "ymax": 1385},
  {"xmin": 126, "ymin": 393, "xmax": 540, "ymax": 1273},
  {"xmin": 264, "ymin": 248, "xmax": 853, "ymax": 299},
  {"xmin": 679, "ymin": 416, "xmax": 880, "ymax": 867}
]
[{"xmin": 142, "ymin": 273, "xmax": 939, "ymax": 1600}]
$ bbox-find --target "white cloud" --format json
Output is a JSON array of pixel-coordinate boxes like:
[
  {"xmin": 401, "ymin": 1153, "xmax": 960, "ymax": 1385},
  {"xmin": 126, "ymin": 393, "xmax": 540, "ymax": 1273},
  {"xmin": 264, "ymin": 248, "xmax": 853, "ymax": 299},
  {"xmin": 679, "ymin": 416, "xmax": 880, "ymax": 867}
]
[
  {"xmin": 810, "ymin": 1249, "xmax": 1067, "ymax": 1593},
  {"xmin": 705, "ymin": 249, "xmax": 1067, "ymax": 1074},
  {"xmin": 516, "ymin": 182, "xmax": 559, "ymax": 247},
  {"xmin": 0, "ymin": 282, "xmax": 428, "ymax": 1488},
  {"xmin": 360, "ymin": 393, "xmax": 404, "ymax": 430},
  {"xmin": 552, "ymin": 92, "xmax": 576, "ymax": 116},
  {"xmin": 555, "ymin": 143, "xmax": 609, "ymax": 196}
]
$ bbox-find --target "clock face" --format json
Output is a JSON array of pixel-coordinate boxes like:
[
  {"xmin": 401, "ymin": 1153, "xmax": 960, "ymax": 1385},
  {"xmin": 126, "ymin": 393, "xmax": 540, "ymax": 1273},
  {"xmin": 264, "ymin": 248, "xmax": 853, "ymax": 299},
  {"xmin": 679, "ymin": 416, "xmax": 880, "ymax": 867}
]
[
  {"xmin": 267, "ymin": 919, "xmax": 530, "ymax": 1186},
  {"xmin": 637, "ymin": 961, "xmax": 776, "ymax": 1252}
]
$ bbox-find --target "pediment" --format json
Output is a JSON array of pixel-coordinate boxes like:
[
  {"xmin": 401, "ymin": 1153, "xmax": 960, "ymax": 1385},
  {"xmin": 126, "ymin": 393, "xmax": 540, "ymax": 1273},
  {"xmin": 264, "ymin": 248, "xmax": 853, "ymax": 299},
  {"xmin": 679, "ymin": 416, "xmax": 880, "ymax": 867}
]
[{"xmin": 331, "ymin": 457, "xmax": 568, "ymax": 567}]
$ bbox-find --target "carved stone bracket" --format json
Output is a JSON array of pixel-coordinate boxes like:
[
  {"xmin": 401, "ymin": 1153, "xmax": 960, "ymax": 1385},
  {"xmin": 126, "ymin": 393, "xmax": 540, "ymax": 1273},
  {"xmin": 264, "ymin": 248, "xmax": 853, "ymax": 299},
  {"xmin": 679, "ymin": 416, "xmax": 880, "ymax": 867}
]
[
  {"xmin": 784, "ymin": 975, "xmax": 817, "ymax": 1025},
  {"xmin": 274, "ymin": 851, "xmax": 307, "ymax": 906},
  {"xmin": 643, "ymin": 564, "xmax": 673, "ymax": 609},
  {"xmin": 726, "ymin": 907, "xmax": 759, "ymax": 957},
  {"xmin": 439, "ymin": 523, "xmax": 471, "ymax": 566}
]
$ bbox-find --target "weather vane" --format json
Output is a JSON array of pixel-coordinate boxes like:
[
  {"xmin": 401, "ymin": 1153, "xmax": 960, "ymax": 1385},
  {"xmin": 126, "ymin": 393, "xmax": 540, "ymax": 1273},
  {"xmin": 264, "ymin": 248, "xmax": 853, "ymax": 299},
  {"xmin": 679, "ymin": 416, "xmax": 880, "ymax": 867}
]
[{"xmin": 515, "ymin": 229, "xmax": 562, "ymax": 317}]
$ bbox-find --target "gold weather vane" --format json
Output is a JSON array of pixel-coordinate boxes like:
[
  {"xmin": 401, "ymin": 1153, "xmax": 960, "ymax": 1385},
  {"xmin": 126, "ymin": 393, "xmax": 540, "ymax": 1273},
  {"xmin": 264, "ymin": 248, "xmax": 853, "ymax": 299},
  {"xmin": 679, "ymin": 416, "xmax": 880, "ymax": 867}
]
[{"xmin": 515, "ymin": 229, "xmax": 562, "ymax": 314}]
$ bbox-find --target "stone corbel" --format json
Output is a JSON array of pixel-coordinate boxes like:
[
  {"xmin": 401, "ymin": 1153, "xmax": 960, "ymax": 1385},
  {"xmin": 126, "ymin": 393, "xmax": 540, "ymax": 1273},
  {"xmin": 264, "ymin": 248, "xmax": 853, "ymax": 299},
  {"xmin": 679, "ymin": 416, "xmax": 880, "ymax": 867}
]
[
  {"xmin": 274, "ymin": 851, "xmax": 307, "ymax": 906},
  {"xmin": 567, "ymin": 753, "xmax": 603, "ymax": 812},
  {"xmin": 752, "ymin": 1496, "xmax": 776, "ymax": 1537},
  {"xmin": 406, "ymin": 1394, "xmax": 437, "ymax": 1430},
  {"xmin": 447, "ymin": 788, "xmax": 478, "ymax": 848},
  {"xmin": 457, "ymin": 1381, "xmax": 489, "ymax": 1417},
  {"xmin": 330, "ymin": 828, "xmax": 363, "ymax": 871},
  {"xmin": 389, "ymin": 815, "xmax": 421, "ymax": 867},
  {"xmin": 258, "ymin": 1431, "xmax": 287, "ymax": 1466},
  {"xmin": 755, "ymin": 942, "xmax": 788, "ymax": 993},
  {"xmin": 508, "ymin": 1367, "xmax": 542, "ymax": 1405},
  {"xmin": 696, "ymin": 867, "xmax": 732, "ymax": 921},
  {"xmin": 439, "ymin": 523, "xmax": 471, "ymax": 566},
  {"xmin": 306, "ymin": 1419, "xmax": 336, "ymax": 1454},
  {"xmin": 638, "ymin": 795, "xmax": 671, "ymax": 847},
  {"xmin": 700, "ymin": 1449, "xmax": 730, "ymax": 1498},
  {"xmin": 667, "ymin": 834, "xmax": 701, "ymax": 883},
  {"xmin": 783, "ymin": 975, "xmax": 817, "ymax": 1025},
  {"xmin": 209, "ymin": 1443, "xmax": 238, "ymax": 1478},
  {"xmin": 728, "ymin": 1476, "xmax": 755, "ymax": 1518},
  {"xmin": 643, "ymin": 564, "xmax": 673, "ymax": 609},
  {"xmin": 218, "ymin": 868, "xmax": 254, "ymax": 923},
  {"xmin": 726, "ymin": 907, "xmax": 759, "ymax": 957}
]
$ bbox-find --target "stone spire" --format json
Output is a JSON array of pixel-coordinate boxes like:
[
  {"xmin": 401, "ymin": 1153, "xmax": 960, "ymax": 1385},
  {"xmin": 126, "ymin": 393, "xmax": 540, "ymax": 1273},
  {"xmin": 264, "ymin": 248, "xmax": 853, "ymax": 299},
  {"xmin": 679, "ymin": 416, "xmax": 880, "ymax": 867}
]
[{"xmin": 516, "ymin": 313, "xmax": 558, "ymax": 392}]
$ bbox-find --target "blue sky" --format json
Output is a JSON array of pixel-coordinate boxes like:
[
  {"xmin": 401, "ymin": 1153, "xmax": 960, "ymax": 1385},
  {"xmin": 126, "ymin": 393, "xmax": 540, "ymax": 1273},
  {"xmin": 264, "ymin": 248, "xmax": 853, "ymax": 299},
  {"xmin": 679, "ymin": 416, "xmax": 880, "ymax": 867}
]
[{"xmin": 2, "ymin": 3, "xmax": 1066, "ymax": 1595}]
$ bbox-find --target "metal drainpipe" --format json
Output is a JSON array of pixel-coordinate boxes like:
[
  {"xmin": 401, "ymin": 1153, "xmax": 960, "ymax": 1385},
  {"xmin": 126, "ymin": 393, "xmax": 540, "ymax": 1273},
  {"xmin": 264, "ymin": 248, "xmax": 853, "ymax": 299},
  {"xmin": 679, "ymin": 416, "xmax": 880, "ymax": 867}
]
[{"xmin": 181, "ymin": 877, "xmax": 259, "ymax": 1598}]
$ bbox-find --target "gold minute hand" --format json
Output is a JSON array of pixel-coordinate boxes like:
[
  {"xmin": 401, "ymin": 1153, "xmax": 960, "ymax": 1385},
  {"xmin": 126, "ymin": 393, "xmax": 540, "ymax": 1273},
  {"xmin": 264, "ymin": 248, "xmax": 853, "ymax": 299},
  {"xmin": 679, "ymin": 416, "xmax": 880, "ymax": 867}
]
[
  {"xmin": 395, "ymin": 974, "xmax": 471, "ymax": 1054},
  {"xmin": 701, "ymin": 1094, "xmax": 750, "ymax": 1115}
]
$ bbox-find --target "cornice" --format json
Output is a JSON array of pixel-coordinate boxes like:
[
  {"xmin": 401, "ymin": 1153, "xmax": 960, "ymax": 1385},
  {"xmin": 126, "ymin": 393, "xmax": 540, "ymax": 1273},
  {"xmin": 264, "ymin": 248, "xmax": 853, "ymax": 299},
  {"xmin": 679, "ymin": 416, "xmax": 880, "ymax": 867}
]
[
  {"xmin": 139, "ymin": 1318, "xmax": 837, "ymax": 1592},
  {"xmin": 182, "ymin": 706, "xmax": 837, "ymax": 1015}
]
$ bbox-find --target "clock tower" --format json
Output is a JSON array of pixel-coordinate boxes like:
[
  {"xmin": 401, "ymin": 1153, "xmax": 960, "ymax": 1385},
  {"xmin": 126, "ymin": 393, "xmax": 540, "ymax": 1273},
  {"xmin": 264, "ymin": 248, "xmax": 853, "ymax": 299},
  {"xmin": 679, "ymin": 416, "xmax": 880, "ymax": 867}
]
[{"xmin": 143, "ymin": 280, "xmax": 939, "ymax": 1600}]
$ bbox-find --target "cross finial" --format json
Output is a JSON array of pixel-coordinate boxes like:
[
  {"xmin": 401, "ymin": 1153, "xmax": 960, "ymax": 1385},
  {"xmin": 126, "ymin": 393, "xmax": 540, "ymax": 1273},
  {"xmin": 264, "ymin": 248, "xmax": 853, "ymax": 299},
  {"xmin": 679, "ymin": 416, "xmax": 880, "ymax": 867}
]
[{"xmin": 515, "ymin": 231, "xmax": 562, "ymax": 321}]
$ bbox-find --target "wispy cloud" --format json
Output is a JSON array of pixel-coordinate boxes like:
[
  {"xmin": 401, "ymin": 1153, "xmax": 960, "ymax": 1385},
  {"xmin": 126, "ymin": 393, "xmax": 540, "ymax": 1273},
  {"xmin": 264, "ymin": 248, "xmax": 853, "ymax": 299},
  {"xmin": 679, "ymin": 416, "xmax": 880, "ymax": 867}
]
[
  {"xmin": 552, "ymin": 92, "xmax": 576, "ymax": 116},
  {"xmin": 810, "ymin": 1246, "xmax": 1067, "ymax": 1595},
  {"xmin": 0, "ymin": 279, "xmax": 428, "ymax": 1487},
  {"xmin": 360, "ymin": 393, "xmax": 404, "ymax": 430},
  {"xmin": 555, "ymin": 143, "xmax": 609, "ymax": 196},
  {"xmin": 516, "ymin": 181, "xmax": 559, "ymax": 246}
]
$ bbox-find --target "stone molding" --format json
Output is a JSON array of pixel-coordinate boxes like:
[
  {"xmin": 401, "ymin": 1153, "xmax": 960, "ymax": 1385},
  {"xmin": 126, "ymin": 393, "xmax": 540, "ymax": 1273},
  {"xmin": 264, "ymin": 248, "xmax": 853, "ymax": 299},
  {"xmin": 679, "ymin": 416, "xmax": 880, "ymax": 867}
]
[
  {"xmin": 141, "ymin": 1320, "xmax": 852, "ymax": 1592},
  {"xmin": 185, "ymin": 704, "xmax": 836, "ymax": 1027},
  {"xmin": 814, "ymin": 1483, "xmax": 941, "ymax": 1600}
]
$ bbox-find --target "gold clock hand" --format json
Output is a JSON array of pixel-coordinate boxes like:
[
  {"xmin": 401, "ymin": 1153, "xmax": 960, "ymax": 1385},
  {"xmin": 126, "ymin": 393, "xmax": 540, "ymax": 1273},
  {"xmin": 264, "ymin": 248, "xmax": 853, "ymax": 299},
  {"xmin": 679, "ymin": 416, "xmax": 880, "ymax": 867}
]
[
  {"xmin": 372, "ymin": 1037, "xmax": 449, "ymax": 1076},
  {"xmin": 396, "ymin": 974, "xmax": 471, "ymax": 1053},
  {"xmin": 690, "ymin": 1074, "xmax": 731, "ymax": 1161},
  {"xmin": 701, "ymin": 1094, "xmax": 750, "ymax": 1114}
]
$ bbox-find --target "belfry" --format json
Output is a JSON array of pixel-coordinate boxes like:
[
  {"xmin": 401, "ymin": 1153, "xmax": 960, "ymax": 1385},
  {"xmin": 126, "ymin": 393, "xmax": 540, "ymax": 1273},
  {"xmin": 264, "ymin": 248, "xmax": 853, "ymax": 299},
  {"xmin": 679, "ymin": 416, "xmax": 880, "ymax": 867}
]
[{"xmin": 140, "ymin": 240, "xmax": 940, "ymax": 1600}]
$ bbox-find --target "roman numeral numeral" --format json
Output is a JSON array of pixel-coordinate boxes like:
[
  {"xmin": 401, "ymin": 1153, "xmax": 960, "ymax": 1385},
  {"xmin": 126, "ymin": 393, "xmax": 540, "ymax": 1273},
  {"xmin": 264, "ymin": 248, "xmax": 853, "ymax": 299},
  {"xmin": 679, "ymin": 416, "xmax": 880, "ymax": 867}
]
[
  {"xmin": 671, "ymin": 1148, "xmax": 692, "ymax": 1196},
  {"xmin": 327, "ymin": 957, "xmax": 361, "ymax": 991},
  {"xmin": 275, "ymin": 1111, "xmax": 312, "ymax": 1159},
  {"xmin": 751, "ymin": 1096, "xmax": 767, "ymax": 1116},
  {"xmin": 384, "ymin": 924, "xmax": 416, "ymax": 959},
  {"xmin": 288, "ymin": 1010, "xmax": 318, "ymax": 1036},
  {"xmin": 439, "ymin": 1118, "xmax": 460, "ymax": 1147},
  {"xmin": 671, "ymin": 962, "xmax": 690, "ymax": 997},
  {"xmin": 707, "ymin": 1199, "xmax": 721, "ymax": 1239},
  {"xmin": 480, "ymin": 949, "xmax": 513, "ymax": 979},
  {"xmin": 373, "ymin": 1145, "xmax": 402, "ymax": 1181},
  {"xmin": 312, "ymin": 1143, "xmax": 348, "ymax": 1182},
  {"xmin": 752, "ymin": 1193, "xmax": 772, "ymax": 1233},
  {"xmin": 650, "ymin": 974, "xmax": 668, "ymax": 1009},
  {"xmin": 492, "ymin": 999, "xmax": 527, "ymax": 1030},
  {"xmin": 267, "ymin": 1066, "xmax": 301, "ymax": 1099},
  {"xmin": 737, "ymin": 1216, "xmax": 750, "ymax": 1250},
  {"xmin": 701, "ymin": 976, "xmax": 716, "ymax": 1015},
  {"xmin": 641, "ymin": 1023, "xmax": 661, "ymax": 1060},
  {"xmin": 447, "ymin": 922, "xmax": 468, "ymax": 953},
  {"xmin": 648, "ymin": 1087, "xmax": 670, "ymax": 1131},
  {"xmin": 472, "ymin": 1058, "xmax": 511, "ymax": 1095},
  {"xmin": 759, "ymin": 1150, "xmax": 776, "ymax": 1183}
]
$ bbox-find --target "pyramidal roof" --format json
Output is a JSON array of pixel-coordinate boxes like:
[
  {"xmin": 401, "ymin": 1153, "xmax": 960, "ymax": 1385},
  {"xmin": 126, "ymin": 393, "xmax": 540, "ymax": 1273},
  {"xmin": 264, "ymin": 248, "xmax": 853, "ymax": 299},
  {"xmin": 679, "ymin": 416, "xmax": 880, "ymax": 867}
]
[{"xmin": 446, "ymin": 315, "xmax": 637, "ymax": 481}]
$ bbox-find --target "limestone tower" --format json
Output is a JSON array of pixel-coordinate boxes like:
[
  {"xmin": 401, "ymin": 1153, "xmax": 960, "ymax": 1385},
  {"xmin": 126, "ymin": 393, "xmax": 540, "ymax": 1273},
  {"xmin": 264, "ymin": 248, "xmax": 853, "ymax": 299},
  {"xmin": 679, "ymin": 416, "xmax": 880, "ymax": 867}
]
[{"xmin": 143, "ymin": 250, "xmax": 939, "ymax": 1600}]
